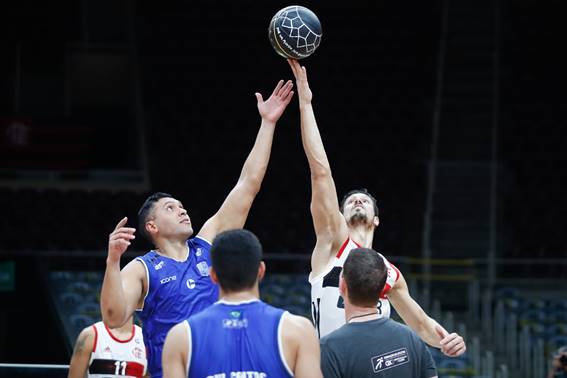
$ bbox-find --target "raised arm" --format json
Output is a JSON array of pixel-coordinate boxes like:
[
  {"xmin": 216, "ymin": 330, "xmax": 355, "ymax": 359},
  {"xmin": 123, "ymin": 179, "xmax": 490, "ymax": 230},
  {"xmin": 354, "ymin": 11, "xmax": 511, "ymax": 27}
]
[
  {"xmin": 198, "ymin": 80, "xmax": 294, "ymax": 242},
  {"xmin": 163, "ymin": 322, "xmax": 190, "ymax": 378},
  {"xmin": 288, "ymin": 59, "xmax": 348, "ymax": 273},
  {"xmin": 388, "ymin": 272, "xmax": 466, "ymax": 357},
  {"xmin": 68, "ymin": 326, "xmax": 95, "ymax": 378},
  {"xmin": 100, "ymin": 217, "xmax": 146, "ymax": 328}
]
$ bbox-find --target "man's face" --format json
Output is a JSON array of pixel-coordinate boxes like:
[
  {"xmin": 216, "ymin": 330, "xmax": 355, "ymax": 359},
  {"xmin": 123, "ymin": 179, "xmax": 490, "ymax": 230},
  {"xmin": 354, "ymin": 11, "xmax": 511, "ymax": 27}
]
[
  {"xmin": 146, "ymin": 197, "xmax": 193, "ymax": 241},
  {"xmin": 342, "ymin": 193, "xmax": 376, "ymax": 226}
]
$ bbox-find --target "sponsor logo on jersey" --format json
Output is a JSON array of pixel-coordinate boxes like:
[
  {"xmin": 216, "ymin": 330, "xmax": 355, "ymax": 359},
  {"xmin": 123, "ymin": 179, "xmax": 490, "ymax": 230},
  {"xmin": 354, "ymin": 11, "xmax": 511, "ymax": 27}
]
[
  {"xmin": 104, "ymin": 346, "xmax": 111, "ymax": 353},
  {"xmin": 222, "ymin": 318, "xmax": 248, "ymax": 329},
  {"xmin": 132, "ymin": 347, "xmax": 144, "ymax": 359},
  {"xmin": 196, "ymin": 261, "xmax": 210, "ymax": 276},
  {"xmin": 154, "ymin": 261, "xmax": 165, "ymax": 270},
  {"xmin": 186, "ymin": 278, "xmax": 196, "ymax": 289},
  {"xmin": 195, "ymin": 247, "xmax": 203, "ymax": 257},
  {"xmin": 205, "ymin": 373, "xmax": 266, "ymax": 378},
  {"xmin": 371, "ymin": 348, "xmax": 409, "ymax": 372},
  {"xmin": 160, "ymin": 275, "xmax": 177, "ymax": 284}
]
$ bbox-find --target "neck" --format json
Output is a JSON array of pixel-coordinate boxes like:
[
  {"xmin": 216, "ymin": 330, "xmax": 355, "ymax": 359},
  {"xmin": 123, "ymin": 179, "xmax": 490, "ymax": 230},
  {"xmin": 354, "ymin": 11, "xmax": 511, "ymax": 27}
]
[
  {"xmin": 345, "ymin": 303, "xmax": 379, "ymax": 323},
  {"xmin": 219, "ymin": 287, "xmax": 259, "ymax": 303},
  {"xmin": 348, "ymin": 225, "xmax": 374, "ymax": 248},
  {"xmin": 155, "ymin": 238, "xmax": 188, "ymax": 261},
  {"xmin": 108, "ymin": 322, "xmax": 133, "ymax": 338}
]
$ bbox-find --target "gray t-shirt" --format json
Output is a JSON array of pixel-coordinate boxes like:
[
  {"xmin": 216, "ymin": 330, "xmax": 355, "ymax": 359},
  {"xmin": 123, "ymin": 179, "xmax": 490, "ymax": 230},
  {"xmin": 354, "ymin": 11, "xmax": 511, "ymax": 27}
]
[{"xmin": 320, "ymin": 318, "xmax": 437, "ymax": 378}]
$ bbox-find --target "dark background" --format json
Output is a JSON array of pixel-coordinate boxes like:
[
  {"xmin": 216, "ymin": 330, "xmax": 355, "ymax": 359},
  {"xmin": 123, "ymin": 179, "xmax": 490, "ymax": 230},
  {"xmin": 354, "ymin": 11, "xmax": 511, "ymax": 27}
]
[{"xmin": 0, "ymin": 0, "xmax": 566, "ymax": 365}]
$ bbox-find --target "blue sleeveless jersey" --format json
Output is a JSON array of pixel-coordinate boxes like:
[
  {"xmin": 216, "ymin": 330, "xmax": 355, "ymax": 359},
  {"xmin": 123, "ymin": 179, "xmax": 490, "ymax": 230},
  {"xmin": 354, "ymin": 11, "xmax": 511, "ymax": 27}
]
[
  {"xmin": 136, "ymin": 236, "xmax": 218, "ymax": 378},
  {"xmin": 187, "ymin": 300, "xmax": 293, "ymax": 378}
]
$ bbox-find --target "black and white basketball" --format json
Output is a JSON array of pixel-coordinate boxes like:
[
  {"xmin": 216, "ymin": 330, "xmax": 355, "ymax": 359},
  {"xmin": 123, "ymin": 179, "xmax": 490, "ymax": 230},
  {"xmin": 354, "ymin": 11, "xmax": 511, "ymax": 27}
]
[{"xmin": 269, "ymin": 6, "xmax": 322, "ymax": 59}]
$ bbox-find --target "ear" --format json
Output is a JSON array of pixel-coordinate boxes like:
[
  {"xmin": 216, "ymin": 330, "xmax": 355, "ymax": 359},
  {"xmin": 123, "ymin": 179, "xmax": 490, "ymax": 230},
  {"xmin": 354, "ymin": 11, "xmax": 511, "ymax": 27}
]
[
  {"xmin": 373, "ymin": 216, "xmax": 380, "ymax": 228},
  {"xmin": 146, "ymin": 220, "xmax": 158, "ymax": 237},
  {"xmin": 258, "ymin": 261, "xmax": 266, "ymax": 282},
  {"xmin": 210, "ymin": 267, "xmax": 220, "ymax": 285},
  {"xmin": 339, "ymin": 274, "xmax": 347, "ymax": 298}
]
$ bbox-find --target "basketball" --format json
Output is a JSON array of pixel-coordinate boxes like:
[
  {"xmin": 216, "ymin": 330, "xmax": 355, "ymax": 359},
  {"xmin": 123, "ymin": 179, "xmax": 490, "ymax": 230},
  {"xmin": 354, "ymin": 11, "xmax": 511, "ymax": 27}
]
[{"xmin": 268, "ymin": 6, "xmax": 322, "ymax": 60}]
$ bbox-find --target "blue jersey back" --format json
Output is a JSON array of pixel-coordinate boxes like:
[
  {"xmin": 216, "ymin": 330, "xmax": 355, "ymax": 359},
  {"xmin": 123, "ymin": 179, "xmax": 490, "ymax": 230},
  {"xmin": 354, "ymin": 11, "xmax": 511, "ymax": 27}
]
[
  {"xmin": 187, "ymin": 300, "xmax": 293, "ymax": 378},
  {"xmin": 136, "ymin": 236, "xmax": 218, "ymax": 378}
]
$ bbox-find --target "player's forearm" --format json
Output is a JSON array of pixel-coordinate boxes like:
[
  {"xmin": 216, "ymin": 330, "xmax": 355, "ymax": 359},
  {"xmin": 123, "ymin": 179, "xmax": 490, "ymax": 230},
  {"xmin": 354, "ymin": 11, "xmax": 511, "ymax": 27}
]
[
  {"xmin": 237, "ymin": 119, "xmax": 276, "ymax": 189},
  {"xmin": 417, "ymin": 317, "xmax": 444, "ymax": 348},
  {"xmin": 100, "ymin": 259, "xmax": 128, "ymax": 328},
  {"xmin": 299, "ymin": 103, "xmax": 332, "ymax": 177}
]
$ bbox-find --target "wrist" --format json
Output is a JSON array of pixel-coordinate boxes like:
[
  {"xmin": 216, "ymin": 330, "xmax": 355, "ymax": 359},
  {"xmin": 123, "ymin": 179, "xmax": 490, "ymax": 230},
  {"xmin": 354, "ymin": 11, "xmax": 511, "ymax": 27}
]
[
  {"xmin": 299, "ymin": 102, "xmax": 313, "ymax": 110},
  {"xmin": 106, "ymin": 253, "xmax": 121, "ymax": 266},
  {"xmin": 261, "ymin": 118, "xmax": 277, "ymax": 127}
]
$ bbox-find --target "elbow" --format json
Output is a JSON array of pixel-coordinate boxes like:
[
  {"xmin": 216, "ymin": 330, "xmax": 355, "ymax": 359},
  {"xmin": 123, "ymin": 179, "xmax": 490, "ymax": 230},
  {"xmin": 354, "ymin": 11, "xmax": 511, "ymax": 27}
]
[
  {"xmin": 101, "ymin": 308, "xmax": 124, "ymax": 329},
  {"xmin": 310, "ymin": 163, "xmax": 332, "ymax": 180}
]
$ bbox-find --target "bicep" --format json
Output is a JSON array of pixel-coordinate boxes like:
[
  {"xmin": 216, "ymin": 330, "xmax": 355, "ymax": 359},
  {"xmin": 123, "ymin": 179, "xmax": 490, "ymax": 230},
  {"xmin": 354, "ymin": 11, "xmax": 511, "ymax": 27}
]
[
  {"xmin": 309, "ymin": 174, "xmax": 346, "ymax": 240},
  {"xmin": 294, "ymin": 319, "xmax": 323, "ymax": 378},
  {"xmin": 162, "ymin": 323, "xmax": 189, "ymax": 378},
  {"xmin": 68, "ymin": 328, "xmax": 94, "ymax": 378},
  {"xmin": 121, "ymin": 260, "xmax": 147, "ymax": 314}
]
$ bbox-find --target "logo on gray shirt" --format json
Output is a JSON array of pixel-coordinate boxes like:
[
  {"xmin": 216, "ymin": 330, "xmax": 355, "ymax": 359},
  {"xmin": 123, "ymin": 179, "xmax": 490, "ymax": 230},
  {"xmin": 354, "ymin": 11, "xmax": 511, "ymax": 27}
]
[{"xmin": 371, "ymin": 348, "xmax": 409, "ymax": 372}]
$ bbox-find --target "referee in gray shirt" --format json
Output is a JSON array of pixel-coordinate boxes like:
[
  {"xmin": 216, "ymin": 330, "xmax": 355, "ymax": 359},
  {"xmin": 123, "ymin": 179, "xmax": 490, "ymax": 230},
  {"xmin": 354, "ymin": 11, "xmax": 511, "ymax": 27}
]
[{"xmin": 320, "ymin": 248, "xmax": 438, "ymax": 378}]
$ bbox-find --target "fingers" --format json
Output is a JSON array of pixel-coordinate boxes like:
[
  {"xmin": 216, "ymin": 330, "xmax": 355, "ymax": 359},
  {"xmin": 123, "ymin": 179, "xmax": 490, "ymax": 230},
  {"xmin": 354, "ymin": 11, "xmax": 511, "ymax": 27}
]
[
  {"xmin": 114, "ymin": 217, "xmax": 128, "ymax": 231},
  {"xmin": 287, "ymin": 58, "xmax": 302, "ymax": 79},
  {"xmin": 255, "ymin": 92, "xmax": 263, "ymax": 103},
  {"xmin": 283, "ymin": 90, "xmax": 294, "ymax": 105},
  {"xmin": 446, "ymin": 344, "xmax": 467, "ymax": 357},
  {"xmin": 271, "ymin": 79, "xmax": 284, "ymax": 96},
  {"xmin": 109, "ymin": 226, "xmax": 136, "ymax": 240},
  {"xmin": 110, "ymin": 231, "xmax": 136, "ymax": 241},
  {"xmin": 278, "ymin": 80, "xmax": 293, "ymax": 98},
  {"xmin": 435, "ymin": 325, "xmax": 448, "ymax": 339},
  {"xmin": 440, "ymin": 333, "xmax": 466, "ymax": 357}
]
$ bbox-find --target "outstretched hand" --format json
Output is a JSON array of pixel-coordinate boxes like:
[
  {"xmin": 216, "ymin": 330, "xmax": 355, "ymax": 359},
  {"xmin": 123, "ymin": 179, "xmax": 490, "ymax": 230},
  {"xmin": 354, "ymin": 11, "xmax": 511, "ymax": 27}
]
[
  {"xmin": 256, "ymin": 79, "xmax": 294, "ymax": 124},
  {"xmin": 108, "ymin": 217, "xmax": 136, "ymax": 262},
  {"xmin": 435, "ymin": 325, "xmax": 466, "ymax": 357},
  {"xmin": 287, "ymin": 59, "xmax": 312, "ymax": 104}
]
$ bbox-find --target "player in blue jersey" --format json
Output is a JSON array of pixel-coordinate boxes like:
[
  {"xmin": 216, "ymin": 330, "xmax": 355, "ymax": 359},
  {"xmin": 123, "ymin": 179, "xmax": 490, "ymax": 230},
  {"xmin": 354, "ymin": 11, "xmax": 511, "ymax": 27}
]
[
  {"xmin": 100, "ymin": 80, "xmax": 295, "ymax": 378},
  {"xmin": 162, "ymin": 229, "xmax": 322, "ymax": 378}
]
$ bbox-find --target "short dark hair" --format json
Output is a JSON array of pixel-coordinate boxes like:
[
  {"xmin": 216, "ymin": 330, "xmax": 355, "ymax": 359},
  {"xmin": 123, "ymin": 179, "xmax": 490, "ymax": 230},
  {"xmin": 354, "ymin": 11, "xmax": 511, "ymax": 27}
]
[
  {"xmin": 211, "ymin": 229, "xmax": 263, "ymax": 292},
  {"xmin": 339, "ymin": 188, "xmax": 379, "ymax": 218},
  {"xmin": 342, "ymin": 248, "xmax": 387, "ymax": 307},
  {"xmin": 137, "ymin": 192, "xmax": 173, "ymax": 242}
]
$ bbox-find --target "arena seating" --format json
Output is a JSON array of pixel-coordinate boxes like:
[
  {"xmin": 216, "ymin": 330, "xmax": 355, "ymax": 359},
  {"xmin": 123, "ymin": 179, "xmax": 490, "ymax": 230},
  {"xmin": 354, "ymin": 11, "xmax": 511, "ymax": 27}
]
[{"xmin": 49, "ymin": 270, "xmax": 311, "ymax": 347}]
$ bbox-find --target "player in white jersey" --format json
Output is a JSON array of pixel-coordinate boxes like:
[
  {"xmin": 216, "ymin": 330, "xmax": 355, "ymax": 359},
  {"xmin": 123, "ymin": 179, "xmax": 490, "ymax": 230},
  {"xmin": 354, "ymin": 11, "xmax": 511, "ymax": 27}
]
[
  {"xmin": 68, "ymin": 317, "xmax": 147, "ymax": 378},
  {"xmin": 310, "ymin": 237, "xmax": 400, "ymax": 338},
  {"xmin": 288, "ymin": 59, "xmax": 466, "ymax": 357}
]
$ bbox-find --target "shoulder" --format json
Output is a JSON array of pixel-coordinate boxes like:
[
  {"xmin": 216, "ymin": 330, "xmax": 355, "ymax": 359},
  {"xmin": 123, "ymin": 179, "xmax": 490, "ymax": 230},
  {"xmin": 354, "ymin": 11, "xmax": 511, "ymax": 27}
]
[
  {"xmin": 122, "ymin": 257, "xmax": 148, "ymax": 279},
  {"xmin": 320, "ymin": 324, "xmax": 351, "ymax": 346},
  {"xmin": 189, "ymin": 236, "xmax": 212, "ymax": 248},
  {"xmin": 74, "ymin": 324, "xmax": 96, "ymax": 354},
  {"xmin": 168, "ymin": 321, "xmax": 190, "ymax": 339},
  {"xmin": 380, "ymin": 319, "xmax": 420, "ymax": 341},
  {"xmin": 281, "ymin": 313, "xmax": 317, "ymax": 341},
  {"xmin": 79, "ymin": 324, "xmax": 96, "ymax": 341},
  {"xmin": 283, "ymin": 312, "xmax": 314, "ymax": 329}
]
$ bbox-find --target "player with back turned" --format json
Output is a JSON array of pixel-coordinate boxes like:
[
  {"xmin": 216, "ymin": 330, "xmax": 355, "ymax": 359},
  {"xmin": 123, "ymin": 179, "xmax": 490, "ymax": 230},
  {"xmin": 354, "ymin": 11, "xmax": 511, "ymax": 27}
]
[
  {"xmin": 99, "ymin": 80, "xmax": 294, "ymax": 378},
  {"xmin": 162, "ymin": 229, "xmax": 322, "ymax": 378}
]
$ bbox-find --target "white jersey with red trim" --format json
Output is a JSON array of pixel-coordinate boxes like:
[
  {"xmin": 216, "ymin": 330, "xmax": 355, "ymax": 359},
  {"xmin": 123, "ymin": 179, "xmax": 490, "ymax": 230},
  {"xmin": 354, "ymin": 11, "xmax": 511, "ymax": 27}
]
[
  {"xmin": 88, "ymin": 321, "xmax": 147, "ymax": 378},
  {"xmin": 309, "ymin": 238, "xmax": 400, "ymax": 338}
]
